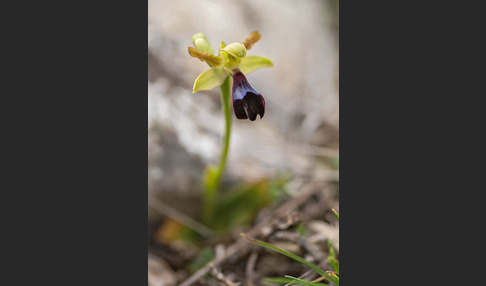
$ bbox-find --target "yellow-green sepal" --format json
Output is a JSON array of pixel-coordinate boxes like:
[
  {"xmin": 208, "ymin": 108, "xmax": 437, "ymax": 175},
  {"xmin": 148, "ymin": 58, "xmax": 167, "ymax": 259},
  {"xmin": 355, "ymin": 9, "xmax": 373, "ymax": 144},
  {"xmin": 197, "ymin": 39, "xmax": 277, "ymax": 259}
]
[
  {"xmin": 238, "ymin": 55, "xmax": 273, "ymax": 75},
  {"xmin": 192, "ymin": 67, "xmax": 228, "ymax": 92}
]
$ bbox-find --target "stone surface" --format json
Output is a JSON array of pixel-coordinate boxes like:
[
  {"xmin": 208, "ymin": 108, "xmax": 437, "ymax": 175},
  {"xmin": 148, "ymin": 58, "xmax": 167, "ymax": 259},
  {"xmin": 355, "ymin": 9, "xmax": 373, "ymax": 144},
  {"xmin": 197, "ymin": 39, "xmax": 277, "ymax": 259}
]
[{"xmin": 148, "ymin": 254, "xmax": 177, "ymax": 286}]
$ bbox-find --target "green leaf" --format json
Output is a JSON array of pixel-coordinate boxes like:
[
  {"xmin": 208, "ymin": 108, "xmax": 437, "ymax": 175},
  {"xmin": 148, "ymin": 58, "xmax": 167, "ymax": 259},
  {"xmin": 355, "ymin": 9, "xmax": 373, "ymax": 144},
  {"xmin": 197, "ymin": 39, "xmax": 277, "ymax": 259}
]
[
  {"xmin": 193, "ymin": 67, "xmax": 228, "ymax": 92},
  {"xmin": 284, "ymin": 275, "xmax": 330, "ymax": 286},
  {"xmin": 328, "ymin": 257, "xmax": 339, "ymax": 276},
  {"xmin": 331, "ymin": 208, "xmax": 339, "ymax": 220},
  {"xmin": 242, "ymin": 233, "xmax": 325, "ymax": 276},
  {"xmin": 239, "ymin": 55, "xmax": 273, "ymax": 75},
  {"xmin": 327, "ymin": 241, "xmax": 339, "ymax": 275},
  {"xmin": 262, "ymin": 277, "xmax": 292, "ymax": 284},
  {"xmin": 262, "ymin": 276, "xmax": 329, "ymax": 286}
]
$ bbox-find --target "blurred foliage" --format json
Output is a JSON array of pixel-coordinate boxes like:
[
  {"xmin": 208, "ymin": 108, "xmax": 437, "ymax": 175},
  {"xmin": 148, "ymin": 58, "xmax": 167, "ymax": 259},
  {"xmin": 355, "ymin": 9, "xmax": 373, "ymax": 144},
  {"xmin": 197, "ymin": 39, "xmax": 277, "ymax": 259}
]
[
  {"xmin": 295, "ymin": 223, "xmax": 308, "ymax": 237},
  {"xmin": 187, "ymin": 247, "xmax": 215, "ymax": 273},
  {"xmin": 330, "ymin": 157, "xmax": 339, "ymax": 170},
  {"xmin": 209, "ymin": 175, "xmax": 288, "ymax": 232},
  {"xmin": 155, "ymin": 218, "xmax": 201, "ymax": 245},
  {"xmin": 268, "ymin": 172, "xmax": 294, "ymax": 201}
]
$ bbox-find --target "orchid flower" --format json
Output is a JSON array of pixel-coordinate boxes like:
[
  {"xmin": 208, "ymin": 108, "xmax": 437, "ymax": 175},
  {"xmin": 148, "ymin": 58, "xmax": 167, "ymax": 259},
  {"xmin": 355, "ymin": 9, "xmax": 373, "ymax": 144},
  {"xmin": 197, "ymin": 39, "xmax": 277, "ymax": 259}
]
[
  {"xmin": 187, "ymin": 31, "xmax": 273, "ymax": 223},
  {"xmin": 188, "ymin": 31, "xmax": 273, "ymax": 121}
]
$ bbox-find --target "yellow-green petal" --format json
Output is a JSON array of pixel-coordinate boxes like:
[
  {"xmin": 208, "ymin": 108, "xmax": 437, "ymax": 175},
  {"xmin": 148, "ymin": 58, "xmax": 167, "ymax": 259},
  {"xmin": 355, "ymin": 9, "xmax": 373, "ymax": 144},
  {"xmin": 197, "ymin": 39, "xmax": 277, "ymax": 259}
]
[
  {"xmin": 220, "ymin": 40, "xmax": 226, "ymax": 49},
  {"xmin": 238, "ymin": 55, "xmax": 273, "ymax": 75},
  {"xmin": 188, "ymin": 47, "xmax": 222, "ymax": 66},
  {"xmin": 242, "ymin": 31, "xmax": 261, "ymax": 50},
  {"xmin": 193, "ymin": 67, "xmax": 228, "ymax": 92}
]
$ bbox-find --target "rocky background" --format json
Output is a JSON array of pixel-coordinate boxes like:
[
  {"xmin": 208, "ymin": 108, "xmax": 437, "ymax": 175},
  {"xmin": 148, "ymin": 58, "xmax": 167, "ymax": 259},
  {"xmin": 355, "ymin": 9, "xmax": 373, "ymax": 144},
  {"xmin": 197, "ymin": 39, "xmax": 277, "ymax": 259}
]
[{"xmin": 148, "ymin": 0, "xmax": 339, "ymax": 285}]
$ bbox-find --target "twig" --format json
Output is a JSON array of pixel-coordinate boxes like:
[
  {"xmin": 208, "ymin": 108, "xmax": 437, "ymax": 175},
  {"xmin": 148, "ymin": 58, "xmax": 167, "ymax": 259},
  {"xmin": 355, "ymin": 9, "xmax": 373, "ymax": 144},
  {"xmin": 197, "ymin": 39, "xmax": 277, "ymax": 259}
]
[
  {"xmin": 178, "ymin": 181, "xmax": 325, "ymax": 286},
  {"xmin": 148, "ymin": 195, "xmax": 213, "ymax": 238},
  {"xmin": 291, "ymin": 170, "xmax": 339, "ymax": 182},
  {"xmin": 287, "ymin": 142, "xmax": 339, "ymax": 158},
  {"xmin": 273, "ymin": 231, "xmax": 327, "ymax": 262},
  {"xmin": 245, "ymin": 251, "xmax": 258, "ymax": 286},
  {"xmin": 209, "ymin": 264, "xmax": 240, "ymax": 286}
]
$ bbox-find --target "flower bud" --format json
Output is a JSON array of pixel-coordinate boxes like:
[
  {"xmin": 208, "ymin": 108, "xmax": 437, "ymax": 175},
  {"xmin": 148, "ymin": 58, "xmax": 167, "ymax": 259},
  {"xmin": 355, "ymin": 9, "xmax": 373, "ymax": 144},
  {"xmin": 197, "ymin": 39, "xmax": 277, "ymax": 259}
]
[{"xmin": 192, "ymin": 33, "xmax": 214, "ymax": 55}]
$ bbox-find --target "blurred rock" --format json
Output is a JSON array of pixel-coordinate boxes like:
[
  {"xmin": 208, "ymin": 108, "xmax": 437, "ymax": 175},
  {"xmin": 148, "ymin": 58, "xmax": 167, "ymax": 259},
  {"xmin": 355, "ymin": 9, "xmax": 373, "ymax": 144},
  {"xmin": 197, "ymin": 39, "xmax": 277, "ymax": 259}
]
[
  {"xmin": 307, "ymin": 220, "xmax": 339, "ymax": 251},
  {"xmin": 148, "ymin": 254, "xmax": 177, "ymax": 286}
]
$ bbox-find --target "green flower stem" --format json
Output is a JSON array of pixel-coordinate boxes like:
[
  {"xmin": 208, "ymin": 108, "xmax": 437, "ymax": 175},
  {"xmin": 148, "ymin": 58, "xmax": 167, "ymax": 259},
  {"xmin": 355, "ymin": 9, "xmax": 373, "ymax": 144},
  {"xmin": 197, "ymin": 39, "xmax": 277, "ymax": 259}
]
[
  {"xmin": 203, "ymin": 75, "xmax": 232, "ymax": 223},
  {"xmin": 219, "ymin": 76, "xmax": 232, "ymax": 180}
]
